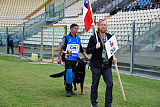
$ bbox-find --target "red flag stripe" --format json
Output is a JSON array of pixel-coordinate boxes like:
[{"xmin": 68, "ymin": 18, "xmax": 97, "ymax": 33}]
[{"xmin": 84, "ymin": 2, "xmax": 93, "ymax": 32}]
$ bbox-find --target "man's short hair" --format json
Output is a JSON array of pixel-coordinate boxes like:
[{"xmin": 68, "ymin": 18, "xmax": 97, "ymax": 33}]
[
  {"xmin": 98, "ymin": 19, "xmax": 107, "ymax": 25},
  {"xmin": 70, "ymin": 23, "xmax": 78, "ymax": 29},
  {"xmin": 97, "ymin": 19, "xmax": 107, "ymax": 32}
]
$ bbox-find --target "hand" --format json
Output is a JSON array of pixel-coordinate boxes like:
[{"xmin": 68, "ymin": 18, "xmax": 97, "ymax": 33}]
[
  {"xmin": 57, "ymin": 59, "xmax": 61, "ymax": 64},
  {"xmin": 113, "ymin": 57, "xmax": 117, "ymax": 63},
  {"xmin": 96, "ymin": 42, "xmax": 101, "ymax": 49},
  {"xmin": 85, "ymin": 55, "xmax": 90, "ymax": 60}
]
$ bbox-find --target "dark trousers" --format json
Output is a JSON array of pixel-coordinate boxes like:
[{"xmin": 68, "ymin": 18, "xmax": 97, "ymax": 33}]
[
  {"xmin": 91, "ymin": 66, "xmax": 113, "ymax": 106},
  {"xmin": 7, "ymin": 45, "xmax": 14, "ymax": 54},
  {"xmin": 64, "ymin": 60, "xmax": 77, "ymax": 92}
]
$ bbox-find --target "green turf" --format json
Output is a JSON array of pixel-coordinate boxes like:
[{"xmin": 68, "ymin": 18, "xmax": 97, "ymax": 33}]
[{"xmin": 0, "ymin": 55, "xmax": 160, "ymax": 107}]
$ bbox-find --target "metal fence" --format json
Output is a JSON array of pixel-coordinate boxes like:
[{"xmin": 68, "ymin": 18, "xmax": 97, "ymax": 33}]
[
  {"xmin": 0, "ymin": 27, "xmax": 7, "ymax": 53},
  {"xmin": 116, "ymin": 14, "xmax": 160, "ymax": 76},
  {"xmin": 0, "ymin": 12, "xmax": 160, "ymax": 77},
  {"xmin": 41, "ymin": 25, "xmax": 66, "ymax": 62},
  {"xmin": 0, "ymin": 26, "xmax": 23, "ymax": 55}
]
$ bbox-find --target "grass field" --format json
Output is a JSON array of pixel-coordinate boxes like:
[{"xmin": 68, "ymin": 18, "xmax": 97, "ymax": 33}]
[{"xmin": 0, "ymin": 55, "xmax": 160, "ymax": 107}]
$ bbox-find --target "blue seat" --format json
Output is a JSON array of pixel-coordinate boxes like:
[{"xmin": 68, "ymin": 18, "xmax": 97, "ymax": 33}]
[
  {"xmin": 140, "ymin": 4, "xmax": 143, "ymax": 8},
  {"xmin": 138, "ymin": 0, "xmax": 142, "ymax": 2},
  {"xmin": 129, "ymin": 7, "xmax": 132, "ymax": 11},
  {"xmin": 150, "ymin": 2, "xmax": 153, "ymax": 8}
]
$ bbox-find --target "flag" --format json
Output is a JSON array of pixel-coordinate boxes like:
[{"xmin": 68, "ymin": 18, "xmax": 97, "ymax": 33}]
[
  {"xmin": 105, "ymin": 35, "xmax": 119, "ymax": 59},
  {"xmin": 110, "ymin": 41, "xmax": 114, "ymax": 47},
  {"xmin": 83, "ymin": 0, "xmax": 93, "ymax": 32}
]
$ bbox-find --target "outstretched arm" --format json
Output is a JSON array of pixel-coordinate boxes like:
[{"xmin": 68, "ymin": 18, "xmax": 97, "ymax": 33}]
[
  {"xmin": 79, "ymin": 38, "xmax": 90, "ymax": 60},
  {"xmin": 57, "ymin": 45, "xmax": 64, "ymax": 64},
  {"xmin": 82, "ymin": 51, "xmax": 90, "ymax": 60}
]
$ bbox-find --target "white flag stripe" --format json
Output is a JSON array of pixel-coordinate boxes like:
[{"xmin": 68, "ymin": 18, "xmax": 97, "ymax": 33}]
[
  {"xmin": 83, "ymin": 6, "xmax": 88, "ymax": 21},
  {"xmin": 83, "ymin": 0, "xmax": 92, "ymax": 21}
]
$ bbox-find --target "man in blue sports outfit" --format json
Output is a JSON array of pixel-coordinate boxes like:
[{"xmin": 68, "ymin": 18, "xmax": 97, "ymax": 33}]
[{"xmin": 57, "ymin": 23, "xmax": 89, "ymax": 97}]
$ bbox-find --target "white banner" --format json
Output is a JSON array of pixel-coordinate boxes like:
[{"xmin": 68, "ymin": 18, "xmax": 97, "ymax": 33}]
[
  {"xmin": 66, "ymin": 44, "xmax": 80, "ymax": 53},
  {"xmin": 105, "ymin": 35, "xmax": 118, "ymax": 59}
]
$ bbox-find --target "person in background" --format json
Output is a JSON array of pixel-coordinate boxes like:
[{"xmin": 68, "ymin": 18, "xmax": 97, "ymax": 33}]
[
  {"xmin": 0, "ymin": 39, "xmax": 2, "ymax": 47},
  {"xmin": 7, "ymin": 35, "xmax": 14, "ymax": 54}
]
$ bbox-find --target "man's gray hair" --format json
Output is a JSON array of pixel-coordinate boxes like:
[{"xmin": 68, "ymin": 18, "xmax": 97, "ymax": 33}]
[{"xmin": 98, "ymin": 19, "xmax": 107, "ymax": 25}]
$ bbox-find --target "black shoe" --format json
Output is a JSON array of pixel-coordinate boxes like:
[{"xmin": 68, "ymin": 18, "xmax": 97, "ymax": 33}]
[
  {"xmin": 92, "ymin": 104, "xmax": 98, "ymax": 107},
  {"xmin": 66, "ymin": 91, "xmax": 71, "ymax": 97},
  {"xmin": 74, "ymin": 87, "xmax": 77, "ymax": 90},
  {"xmin": 71, "ymin": 91, "xmax": 75, "ymax": 95},
  {"xmin": 105, "ymin": 104, "xmax": 111, "ymax": 107}
]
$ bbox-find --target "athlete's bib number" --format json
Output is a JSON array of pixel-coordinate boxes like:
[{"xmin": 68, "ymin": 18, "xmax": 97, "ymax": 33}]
[{"xmin": 66, "ymin": 44, "xmax": 79, "ymax": 53}]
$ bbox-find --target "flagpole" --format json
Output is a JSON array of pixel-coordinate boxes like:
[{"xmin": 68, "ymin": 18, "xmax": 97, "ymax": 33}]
[
  {"xmin": 93, "ymin": 21, "xmax": 99, "ymax": 43},
  {"xmin": 113, "ymin": 54, "xmax": 126, "ymax": 101}
]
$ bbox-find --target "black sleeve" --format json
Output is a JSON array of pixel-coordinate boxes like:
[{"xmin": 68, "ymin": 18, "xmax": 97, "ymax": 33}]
[
  {"xmin": 86, "ymin": 36, "xmax": 97, "ymax": 54},
  {"xmin": 80, "ymin": 45, "xmax": 84, "ymax": 53},
  {"xmin": 79, "ymin": 38, "xmax": 84, "ymax": 53}
]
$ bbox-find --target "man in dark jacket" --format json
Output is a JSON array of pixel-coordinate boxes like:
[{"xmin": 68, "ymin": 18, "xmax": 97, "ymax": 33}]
[{"xmin": 86, "ymin": 19, "xmax": 117, "ymax": 107}]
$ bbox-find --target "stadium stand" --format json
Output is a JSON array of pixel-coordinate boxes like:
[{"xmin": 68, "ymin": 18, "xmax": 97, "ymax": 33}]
[
  {"xmin": 0, "ymin": 0, "xmax": 48, "ymax": 27},
  {"xmin": 1, "ymin": 0, "xmax": 160, "ymax": 51},
  {"xmin": 65, "ymin": 0, "xmax": 83, "ymax": 17},
  {"xmin": 64, "ymin": 0, "xmax": 99, "ymax": 17},
  {"xmin": 0, "ymin": 0, "xmax": 160, "ymax": 78},
  {"xmin": 23, "ymin": 7, "xmax": 160, "ymax": 49},
  {"xmin": 0, "ymin": 0, "xmax": 47, "ymax": 19},
  {"xmin": 122, "ymin": 0, "xmax": 160, "ymax": 12},
  {"xmin": 107, "ymin": 8, "xmax": 160, "ymax": 33}
]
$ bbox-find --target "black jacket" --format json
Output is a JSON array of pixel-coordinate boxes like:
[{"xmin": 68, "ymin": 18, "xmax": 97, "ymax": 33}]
[{"xmin": 86, "ymin": 32, "xmax": 113, "ymax": 68}]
